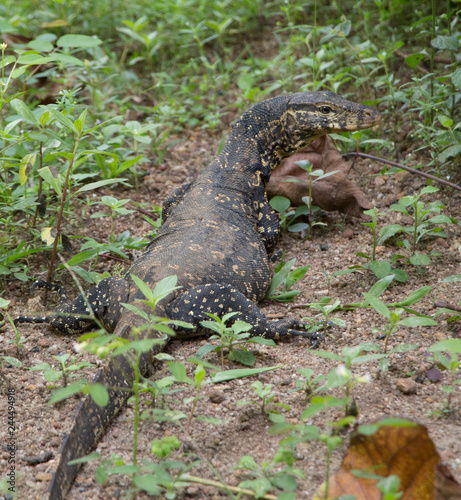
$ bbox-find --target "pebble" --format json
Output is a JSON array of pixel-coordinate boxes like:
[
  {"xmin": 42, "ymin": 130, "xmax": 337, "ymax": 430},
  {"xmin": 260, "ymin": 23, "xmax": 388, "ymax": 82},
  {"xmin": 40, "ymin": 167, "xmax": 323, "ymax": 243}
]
[
  {"xmin": 395, "ymin": 378, "xmax": 417, "ymax": 395},
  {"xmin": 208, "ymin": 389, "xmax": 226, "ymax": 404},
  {"xmin": 35, "ymin": 472, "xmax": 52, "ymax": 482},
  {"xmin": 374, "ymin": 176, "xmax": 386, "ymax": 187},
  {"xmin": 342, "ymin": 228, "xmax": 354, "ymax": 239},
  {"xmin": 319, "ymin": 244, "xmax": 328, "ymax": 251}
]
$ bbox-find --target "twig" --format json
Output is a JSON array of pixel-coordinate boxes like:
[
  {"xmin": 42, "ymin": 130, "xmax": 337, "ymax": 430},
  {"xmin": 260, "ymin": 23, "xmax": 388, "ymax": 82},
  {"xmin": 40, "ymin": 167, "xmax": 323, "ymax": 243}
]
[
  {"xmin": 344, "ymin": 152, "xmax": 461, "ymax": 192},
  {"xmin": 395, "ymin": 49, "xmax": 429, "ymax": 75},
  {"xmin": 434, "ymin": 301, "xmax": 461, "ymax": 313},
  {"xmin": 180, "ymin": 474, "xmax": 278, "ymax": 500}
]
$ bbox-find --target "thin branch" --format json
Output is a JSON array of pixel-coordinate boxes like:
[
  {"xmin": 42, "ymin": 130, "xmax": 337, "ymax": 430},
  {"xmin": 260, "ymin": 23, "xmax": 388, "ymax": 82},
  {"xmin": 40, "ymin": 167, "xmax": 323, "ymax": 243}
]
[
  {"xmin": 344, "ymin": 152, "xmax": 461, "ymax": 192},
  {"xmin": 434, "ymin": 301, "xmax": 461, "ymax": 313},
  {"xmin": 180, "ymin": 474, "xmax": 278, "ymax": 500}
]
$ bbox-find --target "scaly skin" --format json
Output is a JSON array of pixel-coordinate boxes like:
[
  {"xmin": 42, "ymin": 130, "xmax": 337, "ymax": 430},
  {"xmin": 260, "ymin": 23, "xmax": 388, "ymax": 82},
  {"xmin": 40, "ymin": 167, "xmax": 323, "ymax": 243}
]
[{"xmin": 15, "ymin": 92, "xmax": 381, "ymax": 499}]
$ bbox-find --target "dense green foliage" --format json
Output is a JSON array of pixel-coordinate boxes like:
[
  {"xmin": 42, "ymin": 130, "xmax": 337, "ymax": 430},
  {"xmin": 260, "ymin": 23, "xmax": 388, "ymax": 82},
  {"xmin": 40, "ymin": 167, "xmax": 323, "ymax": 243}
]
[
  {"xmin": 1, "ymin": 1, "xmax": 461, "ymax": 498},
  {"xmin": 0, "ymin": 0, "xmax": 460, "ymax": 286}
]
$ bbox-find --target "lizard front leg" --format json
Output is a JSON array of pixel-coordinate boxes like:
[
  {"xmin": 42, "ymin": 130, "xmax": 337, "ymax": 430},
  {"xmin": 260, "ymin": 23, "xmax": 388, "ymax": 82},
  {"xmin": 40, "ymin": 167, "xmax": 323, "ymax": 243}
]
[
  {"xmin": 14, "ymin": 277, "xmax": 129, "ymax": 335},
  {"xmin": 165, "ymin": 283, "xmax": 321, "ymax": 341}
]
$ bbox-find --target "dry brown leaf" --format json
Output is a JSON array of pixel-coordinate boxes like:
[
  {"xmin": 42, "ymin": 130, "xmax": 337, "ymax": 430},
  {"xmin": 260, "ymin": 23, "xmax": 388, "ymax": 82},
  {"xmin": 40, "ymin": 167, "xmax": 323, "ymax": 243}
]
[
  {"xmin": 435, "ymin": 464, "xmax": 461, "ymax": 500},
  {"xmin": 266, "ymin": 135, "xmax": 373, "ymax": 218},
  {"xmin": 313, "ymin": 420, "xmax": 459, "ymax": 500}
]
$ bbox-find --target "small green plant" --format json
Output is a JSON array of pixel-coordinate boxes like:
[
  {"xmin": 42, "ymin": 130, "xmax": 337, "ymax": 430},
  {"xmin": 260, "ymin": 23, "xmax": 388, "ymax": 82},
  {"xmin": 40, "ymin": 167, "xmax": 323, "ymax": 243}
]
[
  {"xmin": 312, "ymin": 344, "xmax": 384, "ymax": 416},
  {"xmin": 358, "ymin": 208, "xmax": 409, "ymax": 283},
  {"xmin": 290, "ymin": 368, "xmax": 326, "ymax": 401},
  {"xmin": 196, "ymin": 312, "xmax": 275, "ymax": 367},
  {"xmin": 303, "ymin": 296, "xmax": 345, "ymax": 333},
  {"xmin": 236, "ymin": 380, "xmax": 291, "ymax": 416},
  {"xmin": 234, "ymin": 452, "xmax": 303, "ymax": 499},
  {"xmin": 363, "ymin": 290, "xmax": 436, "ymax": 355},
  {"xmin": 269, "ymin": 195, "xmax": 310, "ymax": 233},
  {"xmin": 0, "ymin": 355, "xmax": 23, "ymax": 386},
  {"xmin": 428, "ymin": 339, "xmax": 461, "ymax": 415},
  {"xmin": 265, "ymin": 255, "xmax": 310, "ymax": 302},
  {"xmin": 379, "ymin": 186, "xmax": 455, "ymax": 267},
  {"xmin": 1, "ymin": 298, "xmax": 26, "ymax": 356},
  {"xmin": 29, "ymin": 354, "xmax": 93, "ymax": 389},
  {"xmin": 283, "ymin": 160, "xmax": 340, "ymax": 237},
  {"xmin": 90, "ymin": 196, "xmax": 135, "ymax": 241}
]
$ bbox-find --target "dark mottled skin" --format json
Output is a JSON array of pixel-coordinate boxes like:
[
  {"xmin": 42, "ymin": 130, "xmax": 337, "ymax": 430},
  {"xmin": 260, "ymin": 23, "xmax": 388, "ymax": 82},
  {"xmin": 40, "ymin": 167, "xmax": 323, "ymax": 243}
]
[{"xmin": 15, "ymin": 92, "xmax": 381, "ymax": 499}]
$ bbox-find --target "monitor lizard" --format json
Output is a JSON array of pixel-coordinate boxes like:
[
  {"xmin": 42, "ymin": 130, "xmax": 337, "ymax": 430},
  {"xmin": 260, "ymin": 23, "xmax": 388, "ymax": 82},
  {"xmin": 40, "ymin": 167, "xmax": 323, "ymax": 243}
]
[{"xmin": 15, "ymin": 91, "xmax": 381, "ymax": 499}]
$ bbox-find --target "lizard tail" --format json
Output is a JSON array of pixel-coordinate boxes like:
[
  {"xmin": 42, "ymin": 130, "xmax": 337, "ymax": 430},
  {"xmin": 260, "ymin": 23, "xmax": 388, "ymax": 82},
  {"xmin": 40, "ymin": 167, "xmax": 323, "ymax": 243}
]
[{"xmin": 48, "ymin": 351, "xmax": 150, "ymax": 500}]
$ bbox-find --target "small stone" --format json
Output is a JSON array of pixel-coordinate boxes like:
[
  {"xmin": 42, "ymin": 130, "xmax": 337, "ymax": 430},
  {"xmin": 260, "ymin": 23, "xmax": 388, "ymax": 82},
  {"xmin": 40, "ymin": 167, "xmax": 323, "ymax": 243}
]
[
  {"xmin": 320, "ymin": 243, "xmax": 328, "ymax": 251},
  {"xmin": 374, "ymin": 176, "xmax": 386, "ymax": 187},
  {"xmin": 208, "ymin": 389, "xmax": 225, "ymax": 404},
  {"xmin": 186, "ymin": 486, "xmax": 200, "ymax": 496},
  {"xmin": 342, "ymin": 228, "xmax": 354, "ymax": 239},
  {"xmin": 38, "ymin": 338, "xmax": 50, "ymax": 348},
  {"xmin": 395, "ymin": 378, "xmax": 417, "ymax": 395},
  {"xmin": 434, "ymin": 238, "xmax": 449, "ymax": 249},
  {"xmin": 426, "ymin": 367, "xmax": 442, "ymax": 383},
  {"xmin": 35, "ymin": 472, "xmax": 52, "ymax": 482}
]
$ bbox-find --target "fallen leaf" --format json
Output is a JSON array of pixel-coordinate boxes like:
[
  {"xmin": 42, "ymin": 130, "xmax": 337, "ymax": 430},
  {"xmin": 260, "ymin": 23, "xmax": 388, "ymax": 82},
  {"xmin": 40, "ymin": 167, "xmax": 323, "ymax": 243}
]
[
  {"xmin": 435, "ymin": 464, "xmax": 461, "ymax": 500},
  {"xmin": 313, "ymin": 419, "xmax": 454, "ymax": 500},
  {"xmin": 266, "ymin": 135, "xmax": 373, "ymax": 218}
]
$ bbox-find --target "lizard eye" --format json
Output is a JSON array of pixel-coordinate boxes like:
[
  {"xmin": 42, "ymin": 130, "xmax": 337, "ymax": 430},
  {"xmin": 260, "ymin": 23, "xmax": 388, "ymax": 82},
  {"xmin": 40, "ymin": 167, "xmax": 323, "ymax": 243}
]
[{"xmin": 319, "ymin": 106, "xmax": 332, "ymax": 114}]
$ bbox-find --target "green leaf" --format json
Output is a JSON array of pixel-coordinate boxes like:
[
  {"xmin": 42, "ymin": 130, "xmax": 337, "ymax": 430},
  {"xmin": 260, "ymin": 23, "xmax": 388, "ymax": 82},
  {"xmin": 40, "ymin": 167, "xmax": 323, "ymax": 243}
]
[
  {"xmin": 10, "ymin": 99, "xmax": 38, "ymax": 125},
  {"xmin": 233, "ymin": 349, "xmax": 255, "ymax": 366},
  {"xmin": 369, "ymin": 260, "xmax": 392, "ymax": 279},
  {"xmin": 48, "ymin": 108, "xmax": 78, "ymax": 134},
  {"xmin": 28, "ymin": 40, "xmax": 54, "ymax": 52},
  {"xmin": 397, "ymin": 316, "xmax": 437, "ymax": 327},
  {"xmin": 404, "ymin": 52, "xmax": 425, "ymax": 69},
  {"xmin": 391, "ymin": 343, "xmax": 418, "ymax": 353},
  {"xmin": 310, "ymin": 350, "xmax": 344, "ymax": 362},
  {"xmin": 196, "ymin": 344, "xmax": 217, "ymax": 359},
  {"xmin": 2, "ymin": 356, "xmax": 23, "ymax": 367},
  {"xmin": 438, "ymin": 144, "xmax": 461, "ymax": 162},
  {"xmin": 153, "ymin": 275, "xmax": 180, "ymax": 302},
  {"xmin": 57, "ymin": 34, "xmax": 102, "ymax": 48},
  {"xmin": 410, "ymin": 253, "xmax": 431, "ymax": 266},
  {"xmin": 431, "ymin": 35, "xmax": 458, "ymax": 51},
  {"xmin": 362, "ymin": 292, "xmax": 391, "ymax": 319},
  {"xmin": 51, "ymin": 53, "xmax": 84, "ymax": 66},
  {"xmin": 75, "ymin": 178, "xmax": 128, "ymax": 194},
  {"xmin": 452, "ymin": 68, "xmax": 461, "ymax": 91},
  {"xmin": 378, "ymin": 224, "xmax": 404, "ymax": 244},
  {"xmin": 441, "ymin": 275, "xmax": 461, "ymax": 283},
  {"xmin": 429, "ymin": 339, "xmax": 461, "ymax": 354},
  {"xmin": 365, "ymin": 275, "xmax": 394, "ymax": 299},
  {"xmin": 67, "ymin": 452, "xmax": 101, "ymax": 466},
  {"xmin": 352, "ymin": 353, "xmax": 387, "ymax": 363},
  {"xmin": 427, "ymin": 215, "xmax": 452, "ymax": 224},
  {"xmin": 132, "ymin": 475, "xmax": 162, "ymax": 495},
  {"xmin": 89, "ymin": 383, "xmax": 109, "ymax": 407},
  {"xmin": 17, "ymin": 54, "xmax": 54, "ymax": 65},
  {"xmin": 394, "ymin": 286, "xmax": 433, "ymax": 306},
  {"xmin": 232, "ymin": 320, "xmax": 252, "ymax": 334},
  {"xmin": 131, "ymin": 274, "xmax": 154, "ymax": 301},
  {"xmin": 49, "ymin": 381, "xmax": 86, "ymax": 405},
  {"xmin": 269, "ymin": 195, "xmax": 291, "ymax": 214},
  {"xmin": 247, "ymin": 336, "xmax": 276, "ymax": 346},
  {"xmin": 211, "ymin": 365, "xmax": 282, "ymax": 383},
  {"xmin": 169, "ymin": 362, "xmax": 187, "ymax": 382},
  {"xmin": 265, "ymin": 258, "xmax": 296, "ymax": 299}
]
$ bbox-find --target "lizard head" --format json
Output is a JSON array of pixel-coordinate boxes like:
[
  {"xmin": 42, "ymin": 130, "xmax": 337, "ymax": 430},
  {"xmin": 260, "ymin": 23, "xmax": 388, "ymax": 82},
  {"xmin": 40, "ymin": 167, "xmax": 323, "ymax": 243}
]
[{"xmin": 276, "ymin": 91, "xmax": 382, "ymax": 158}]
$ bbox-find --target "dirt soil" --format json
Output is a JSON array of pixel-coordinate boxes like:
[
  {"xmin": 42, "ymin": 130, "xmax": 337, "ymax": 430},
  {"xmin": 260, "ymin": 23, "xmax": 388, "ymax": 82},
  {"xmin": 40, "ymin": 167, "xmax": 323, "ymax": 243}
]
[{"xmin": 2, "ymin": 122, "xmax": 461, "ymax": 499}]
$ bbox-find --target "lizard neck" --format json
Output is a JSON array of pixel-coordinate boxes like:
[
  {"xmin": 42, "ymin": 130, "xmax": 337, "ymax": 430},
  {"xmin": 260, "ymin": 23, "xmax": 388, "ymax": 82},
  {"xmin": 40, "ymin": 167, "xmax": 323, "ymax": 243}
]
[{"xmin": 205, "ymin": 96, "xmax": 322, "ymax": 189}]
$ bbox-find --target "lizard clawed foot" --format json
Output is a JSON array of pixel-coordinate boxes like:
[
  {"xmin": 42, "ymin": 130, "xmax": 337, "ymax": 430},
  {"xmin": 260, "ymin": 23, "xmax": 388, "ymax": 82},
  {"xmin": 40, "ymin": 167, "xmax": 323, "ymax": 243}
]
[{"xmin": 288, "ymin": 329, "xmax": 324, "ymax": 348}]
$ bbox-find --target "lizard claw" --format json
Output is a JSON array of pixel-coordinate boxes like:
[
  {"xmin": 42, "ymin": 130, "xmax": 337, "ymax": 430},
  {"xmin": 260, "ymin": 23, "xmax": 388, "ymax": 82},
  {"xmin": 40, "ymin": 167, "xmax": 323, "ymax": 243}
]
[{"xmin": 288, "ymin": 329, "xmax": 324, "ymax": 346}]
